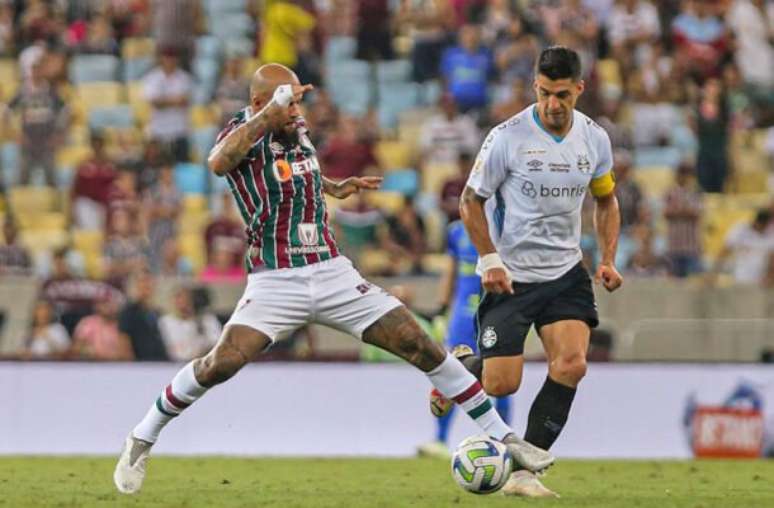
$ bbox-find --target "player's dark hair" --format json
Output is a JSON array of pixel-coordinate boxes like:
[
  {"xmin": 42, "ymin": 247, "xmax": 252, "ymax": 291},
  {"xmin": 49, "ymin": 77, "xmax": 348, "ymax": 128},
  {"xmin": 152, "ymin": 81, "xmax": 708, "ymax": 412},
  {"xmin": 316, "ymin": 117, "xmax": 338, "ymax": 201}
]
[
  {"xmin": 754, "ymin": 209, "xmax": 771, "ymax": 226},
  {"xmin": 535, "ymin": 46, "xmax": 581, "ymax": 81}
]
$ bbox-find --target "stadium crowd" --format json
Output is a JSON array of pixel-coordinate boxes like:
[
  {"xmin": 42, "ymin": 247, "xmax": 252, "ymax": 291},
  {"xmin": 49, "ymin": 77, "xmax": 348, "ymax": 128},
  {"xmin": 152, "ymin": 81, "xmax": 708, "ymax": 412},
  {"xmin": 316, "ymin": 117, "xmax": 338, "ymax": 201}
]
[{"xmin": 0, "ymin": 0, "xmax": 773, "ymax": 360}]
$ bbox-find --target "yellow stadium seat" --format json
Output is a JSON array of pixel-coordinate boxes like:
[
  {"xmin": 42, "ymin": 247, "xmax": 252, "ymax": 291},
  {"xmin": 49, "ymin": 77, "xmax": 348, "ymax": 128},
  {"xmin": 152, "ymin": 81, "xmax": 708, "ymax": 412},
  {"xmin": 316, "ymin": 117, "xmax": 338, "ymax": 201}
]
[
  {"xmin": 703, "ymin": 208, "xmax": 755, "ymax": 258},
  {"xmin": 190, "ymin": 105, "xmax": 217, "ymax": 129},
  {"xmin": 19, "ymin": 229, "xmax": 69, "ymax": 254},
  {"xmin": 422, "ymin": 209, "xmax": 445, "ymax": 252},
  {"xmin": 127, "ymin": 81, "xmax": 151, "ymax": 126},
  {"xmin": 358, "ymin": 247, "xmax": 392, "ymax": 275},
  {"xmin": 730, "ymin": 170, "xmax": 768, "ymax": 194},
  {"xmin": 422, "ymin": 163, "xmax": 458, "ymax": 195},
  {"xmin": 82, "ymin": 250, "xmax": 105, "ymax": 279},
  {"xmin": 421, "ymin": 253, "xmax": 450, "ymax": 274},
  {"xmin": 16, "ymin": 212, "xmax": 67, "ymax": 231},
  {"xmin": 71, "ymin": 229, "xmax": 105, "ymax": 254},
  {"xmin": 56, "ymin": 144, "xmax": 93, "ymax": 168},
  {"xmin": 375, "ymin": 140, "xmax": 412, "ymax": 169},
  {"xmin": 0, "ymin": 59, "xmax": 19, "ymax": 103},
  {"xmin": 121, "ymin": 37, "xmax": 155, "ymax": 59},
  {"xmin": 631, "ymin": 166, "xmax": 674, "ymax": 199},
  {"xmin": 365, "ymin": 191, "xmax": 405, "ymax": 215},
  {"xmin": 76, "ymin": 81, "xmax": 125, "ymax": 111},
  {"xmin": 242, "ymin": 58, "xmax": 262, "ymax": 78},
  {"xmin": 179, "ymin": 233, "xmax": 206, "ymax": 273},
  {"xmin": 179, "ymin": 211, "xmax": 211, "ymax": 234},
  {"xmin": 597, "ymin": 59, "xmax": 622, "ymax": 87},
  {"xmin": 8, "ymin": 187, "xmax": 59, "ymax": 214},
  {"xmin": 183, "ymin": 194, "xmax": 209, "ymax": 212}
]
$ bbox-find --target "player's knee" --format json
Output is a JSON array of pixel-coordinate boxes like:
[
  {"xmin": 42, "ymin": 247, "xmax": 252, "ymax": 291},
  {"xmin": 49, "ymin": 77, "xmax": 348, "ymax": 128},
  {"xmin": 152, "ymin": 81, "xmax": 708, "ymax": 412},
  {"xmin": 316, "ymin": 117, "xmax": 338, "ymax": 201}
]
[
  {"xmin": 483, "ymin": 373, "xmax": 521, "ymax": 397},
  {"xmin": 550, "ymin": 355, "xmax": 587, "ymax": 385},
  {"xmin": 196, "ymin": 349, "xmax": 245, "ymax": 387}
]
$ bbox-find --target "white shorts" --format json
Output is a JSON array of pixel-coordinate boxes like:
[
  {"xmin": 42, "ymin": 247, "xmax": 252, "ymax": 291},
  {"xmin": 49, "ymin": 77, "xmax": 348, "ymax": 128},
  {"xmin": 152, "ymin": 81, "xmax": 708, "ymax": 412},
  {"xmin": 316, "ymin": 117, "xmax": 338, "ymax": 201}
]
[{"xmin": 226, "ymin": 256, "xmax": 403, "ymax": 342}]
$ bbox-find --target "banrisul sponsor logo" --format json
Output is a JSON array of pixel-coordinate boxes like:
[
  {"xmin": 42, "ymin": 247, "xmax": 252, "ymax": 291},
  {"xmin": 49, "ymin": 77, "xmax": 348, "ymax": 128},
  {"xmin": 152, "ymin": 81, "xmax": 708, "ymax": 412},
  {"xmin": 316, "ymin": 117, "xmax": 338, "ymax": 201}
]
[{"xmin": 540, "ymin": 184, "xmax": 587, "ymax": 198}]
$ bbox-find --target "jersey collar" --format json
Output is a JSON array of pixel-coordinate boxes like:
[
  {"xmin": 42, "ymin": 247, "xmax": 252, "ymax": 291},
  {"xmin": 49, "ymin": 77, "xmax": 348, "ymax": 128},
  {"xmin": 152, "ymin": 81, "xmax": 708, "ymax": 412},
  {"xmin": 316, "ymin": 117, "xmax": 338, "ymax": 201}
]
[{"xmin": 531, "ymin": 105, "xmax": 574, "ymax": 143}]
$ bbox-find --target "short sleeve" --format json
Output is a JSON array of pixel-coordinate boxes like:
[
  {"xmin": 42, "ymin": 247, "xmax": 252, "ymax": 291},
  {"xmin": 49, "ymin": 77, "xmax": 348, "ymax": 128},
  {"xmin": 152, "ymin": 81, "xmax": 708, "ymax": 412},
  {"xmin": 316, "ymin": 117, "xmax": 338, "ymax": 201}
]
[
  {"xmin": 466, "ymin": 128, "xmax": 509, "ymax": 199},
  {"xmin": 215, "ymin": 113, "xmax": 246, "ymax": 144},
  {"xmin": 589, "ymin": 128, "xmax": 615, "ymax": 197}
]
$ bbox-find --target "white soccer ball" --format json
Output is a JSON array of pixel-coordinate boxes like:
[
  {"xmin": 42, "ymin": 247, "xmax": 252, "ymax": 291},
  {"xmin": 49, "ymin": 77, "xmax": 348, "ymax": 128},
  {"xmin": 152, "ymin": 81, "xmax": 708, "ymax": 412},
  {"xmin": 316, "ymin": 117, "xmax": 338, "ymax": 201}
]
[{"xmin": 451, "ymin": 435, "xmax": 513, "ymax": 494}]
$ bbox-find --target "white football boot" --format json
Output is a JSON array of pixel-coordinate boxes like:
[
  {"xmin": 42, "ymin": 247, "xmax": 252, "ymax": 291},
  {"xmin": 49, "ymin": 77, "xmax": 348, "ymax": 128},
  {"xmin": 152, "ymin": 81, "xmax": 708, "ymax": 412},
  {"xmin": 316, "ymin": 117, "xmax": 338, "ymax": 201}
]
[
  {"xmin": 416, "ymin": 440, "xmax": 451, "ymax": 459},
  {"xmin": 501, "ymin": 434, "xmax": 555, "ymax": 473},
  {"xmin": 114, "ymin": 434, "xmax": 153, "ymax": 494},
  {"xmin": 501, "ymin": 470, "xmax": 560, "ymax": 498}
]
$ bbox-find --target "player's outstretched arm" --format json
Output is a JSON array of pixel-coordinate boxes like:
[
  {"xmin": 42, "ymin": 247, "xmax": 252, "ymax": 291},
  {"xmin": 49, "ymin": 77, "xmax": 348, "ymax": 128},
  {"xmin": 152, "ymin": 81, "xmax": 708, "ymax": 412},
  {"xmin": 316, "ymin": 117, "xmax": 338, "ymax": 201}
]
[
  {"xmin": 207, "ymin": 84, "xmax": 313, "ymax": 176},
  {"xmin": 321, "ymin": 176, "xmax": 383, "ymax": 199},
  {"xmin": 460, "ymin": 186, "xmax": 513, "ymax": 294},
  {"xmin": 593, "ymin": 192, "xmax": 623, "ymax": 292}
]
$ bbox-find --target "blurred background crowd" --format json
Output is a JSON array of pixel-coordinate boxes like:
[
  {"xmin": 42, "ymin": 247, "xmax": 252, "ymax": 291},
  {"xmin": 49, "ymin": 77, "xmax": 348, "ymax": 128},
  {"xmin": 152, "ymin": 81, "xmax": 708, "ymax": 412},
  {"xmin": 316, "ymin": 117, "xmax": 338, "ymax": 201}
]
[{"xmin": 0, "ymin": 0, "xmax": 772, "ymax": 362}]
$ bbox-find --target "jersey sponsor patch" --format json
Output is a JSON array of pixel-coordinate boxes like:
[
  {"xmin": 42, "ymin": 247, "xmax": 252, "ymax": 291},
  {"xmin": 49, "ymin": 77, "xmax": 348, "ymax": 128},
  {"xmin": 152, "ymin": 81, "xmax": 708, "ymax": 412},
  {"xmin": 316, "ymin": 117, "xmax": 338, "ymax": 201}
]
[
  {"xmin": 298, "ymin": 223, "xmax": 319, "ymax": 246},
  {"xmin": 286, "ymin": 245, "xmax": 330, "ymax": 255},
  {"xmin": 481, "ymin": 326, "xmax": 498, "ymax": 348}
]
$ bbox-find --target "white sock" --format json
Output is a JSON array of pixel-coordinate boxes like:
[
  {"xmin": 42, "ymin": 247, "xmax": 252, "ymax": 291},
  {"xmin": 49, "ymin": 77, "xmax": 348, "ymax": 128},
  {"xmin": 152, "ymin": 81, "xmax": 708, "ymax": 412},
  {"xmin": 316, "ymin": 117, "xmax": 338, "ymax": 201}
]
[
  {"xmin": 132, "ymin": 362, "xmax": 208, "ymax": 443},
  {"xmin": 426, "ymin": 354, "xmax": 512, "ymax": 440}
]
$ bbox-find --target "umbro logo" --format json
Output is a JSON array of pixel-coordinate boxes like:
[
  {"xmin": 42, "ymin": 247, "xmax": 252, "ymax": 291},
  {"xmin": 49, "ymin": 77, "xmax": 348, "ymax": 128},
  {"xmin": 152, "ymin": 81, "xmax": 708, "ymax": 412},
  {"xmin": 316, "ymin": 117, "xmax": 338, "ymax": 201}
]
[{"xmin": 526, "ymin": 159, "xmax": 543, "ymax": 172}]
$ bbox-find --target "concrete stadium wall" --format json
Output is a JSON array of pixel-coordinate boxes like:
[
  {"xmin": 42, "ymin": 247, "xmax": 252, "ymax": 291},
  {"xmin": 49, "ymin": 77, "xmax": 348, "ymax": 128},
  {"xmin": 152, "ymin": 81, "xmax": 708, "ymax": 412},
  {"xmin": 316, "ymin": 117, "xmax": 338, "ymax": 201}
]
[
  {"xmin": 2, "ymin": 362, "xmax": 774, "ymax": 458},
  {"xmin": 2, "ymin": 275, "xmax": 774, "ymax": 360}
]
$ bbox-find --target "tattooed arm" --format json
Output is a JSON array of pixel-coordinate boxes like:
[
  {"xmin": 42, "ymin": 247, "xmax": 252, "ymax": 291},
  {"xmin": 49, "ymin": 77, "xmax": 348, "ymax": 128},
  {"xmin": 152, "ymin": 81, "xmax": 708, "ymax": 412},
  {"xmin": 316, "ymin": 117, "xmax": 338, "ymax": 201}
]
[{"xmin": 321, "ymin": 176, "xmax": 383, "ymax": 199}]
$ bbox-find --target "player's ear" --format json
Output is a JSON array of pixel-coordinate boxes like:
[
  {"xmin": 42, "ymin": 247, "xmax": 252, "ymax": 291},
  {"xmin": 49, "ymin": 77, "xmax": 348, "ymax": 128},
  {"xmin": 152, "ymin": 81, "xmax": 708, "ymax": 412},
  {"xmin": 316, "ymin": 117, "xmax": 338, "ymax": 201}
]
[{"xmin": 576, "ymin": 79, "xmax": 585, "ymax": 96}]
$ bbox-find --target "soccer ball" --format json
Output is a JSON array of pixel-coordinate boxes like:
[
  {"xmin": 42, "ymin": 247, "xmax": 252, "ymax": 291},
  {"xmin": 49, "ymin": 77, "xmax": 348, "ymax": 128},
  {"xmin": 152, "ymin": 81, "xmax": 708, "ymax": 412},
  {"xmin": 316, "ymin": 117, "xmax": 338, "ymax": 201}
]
[{"xmin": 451, "ymin": 435, "xmax": 513, "ymax": 494}]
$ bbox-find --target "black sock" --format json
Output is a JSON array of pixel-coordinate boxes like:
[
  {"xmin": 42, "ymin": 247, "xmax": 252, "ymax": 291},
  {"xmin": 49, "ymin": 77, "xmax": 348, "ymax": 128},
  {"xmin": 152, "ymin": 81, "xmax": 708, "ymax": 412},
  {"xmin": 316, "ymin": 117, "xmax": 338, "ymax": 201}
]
[
  {"xmin": 460, "ymin": 354, "xmax": 483, "ymax": 381},
  {"xmin": 524, "ymin": 376, "xmax": 576, "ymax": 450}
]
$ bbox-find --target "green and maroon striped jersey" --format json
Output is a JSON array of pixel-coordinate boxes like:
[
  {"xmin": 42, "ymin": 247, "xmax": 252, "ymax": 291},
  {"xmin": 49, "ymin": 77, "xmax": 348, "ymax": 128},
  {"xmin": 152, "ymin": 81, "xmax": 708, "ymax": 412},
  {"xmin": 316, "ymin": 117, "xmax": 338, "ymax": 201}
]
[{"xmin": 215, "ymin": 108, "xmax": 340, "ymax": 271}]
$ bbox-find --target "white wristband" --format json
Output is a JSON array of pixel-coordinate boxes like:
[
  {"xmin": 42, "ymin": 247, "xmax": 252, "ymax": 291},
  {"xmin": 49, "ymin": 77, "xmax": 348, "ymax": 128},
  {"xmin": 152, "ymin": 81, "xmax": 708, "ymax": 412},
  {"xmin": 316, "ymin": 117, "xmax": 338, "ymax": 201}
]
[
  {"xmin": 480, "ymin": 253, "xmax": 511, "ymax": 280},
  {"xmin": 272, "ymin": 84, "xmax": 293, "ymax": 107}
]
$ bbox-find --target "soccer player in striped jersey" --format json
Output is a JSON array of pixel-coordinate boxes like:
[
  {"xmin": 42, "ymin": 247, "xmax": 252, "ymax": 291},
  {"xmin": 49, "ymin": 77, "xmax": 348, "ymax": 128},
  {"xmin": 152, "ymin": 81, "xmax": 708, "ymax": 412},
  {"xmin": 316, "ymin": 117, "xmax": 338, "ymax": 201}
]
[{"xmin": 114, "ymin": 63, "xmax": 553, "ymax": 494}]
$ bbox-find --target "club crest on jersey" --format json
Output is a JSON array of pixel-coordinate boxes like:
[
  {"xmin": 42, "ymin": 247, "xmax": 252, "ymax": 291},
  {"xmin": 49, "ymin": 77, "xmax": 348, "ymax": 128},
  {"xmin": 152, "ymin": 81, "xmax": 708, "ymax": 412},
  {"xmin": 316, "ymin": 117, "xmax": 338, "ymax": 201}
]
[
  {"xmin": 298, "ymin": 223, "xmax": 319, "ymax": 246},
  {"xmin": 577, "ymin": 154, "xmax": 591, "ymax": 174},
  {"xmin": 273, "ymin": 160, "xmax": 293, "ymax": 182},
  {"xmin": 273, "ymin": 157, "xmax": 320, "ymax": 182},
  {"xmin": 481, "ymin": 327, "xmax": 498, "ymax": 348}
]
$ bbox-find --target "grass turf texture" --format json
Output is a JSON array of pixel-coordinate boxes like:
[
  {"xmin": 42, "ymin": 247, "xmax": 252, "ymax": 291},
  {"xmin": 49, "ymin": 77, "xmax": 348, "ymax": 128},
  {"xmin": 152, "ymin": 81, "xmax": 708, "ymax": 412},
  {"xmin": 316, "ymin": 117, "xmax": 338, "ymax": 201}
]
[{"xmin": 1, "ymin": 457, "xmax": 773, "ymax": 507}]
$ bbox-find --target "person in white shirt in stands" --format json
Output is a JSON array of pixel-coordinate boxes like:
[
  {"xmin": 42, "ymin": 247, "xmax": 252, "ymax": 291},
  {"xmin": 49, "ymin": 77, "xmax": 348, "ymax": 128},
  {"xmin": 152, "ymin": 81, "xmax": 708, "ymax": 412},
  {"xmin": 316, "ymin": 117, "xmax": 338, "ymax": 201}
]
[
  {"xmin": 143, "ymin": 47, "xmax": 193, "ymax": 162},
  {"xmin": 159, "ymin": 286, "xmax": 222, "ymax": 362},
  {"xmin": 712, "ymin": 210, "xmax": 774, "ymax": 287},
  {"xmin": 419, "ymin": 93, "xmax": 481, "ymax": 169}
]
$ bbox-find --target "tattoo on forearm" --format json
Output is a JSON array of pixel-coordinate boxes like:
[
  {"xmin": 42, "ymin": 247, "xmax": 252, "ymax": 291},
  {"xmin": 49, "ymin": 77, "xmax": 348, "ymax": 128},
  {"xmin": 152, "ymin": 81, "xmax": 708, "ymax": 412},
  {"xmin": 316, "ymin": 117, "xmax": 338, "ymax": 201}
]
[{"xmin": 209, "ymin": 102, "xmax": 279, "ymax": 175}]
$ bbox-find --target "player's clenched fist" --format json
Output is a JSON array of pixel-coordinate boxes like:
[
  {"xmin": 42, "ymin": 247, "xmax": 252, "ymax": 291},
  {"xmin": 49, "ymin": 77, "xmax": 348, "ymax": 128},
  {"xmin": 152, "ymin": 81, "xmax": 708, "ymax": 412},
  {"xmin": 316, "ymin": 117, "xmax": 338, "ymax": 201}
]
[
  {"xmin": 272, "ymin": 83, "xmax": 314, "ymax": 107},
  {"xmin": 480, "ymin": 253, "xmax": 514, "ymax": 294},
  {"xmin": 594, "ymin": 262, "xmax": 623, "ymax": 292}
]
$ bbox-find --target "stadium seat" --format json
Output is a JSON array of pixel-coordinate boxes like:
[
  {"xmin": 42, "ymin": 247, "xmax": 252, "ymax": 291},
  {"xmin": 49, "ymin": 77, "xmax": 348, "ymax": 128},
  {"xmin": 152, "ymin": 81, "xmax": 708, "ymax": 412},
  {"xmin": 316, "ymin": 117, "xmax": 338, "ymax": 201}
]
[
  {"xmin": 122, "ymin": 57, "xmax": 154, "ymax": 81},
  {"xmin": 126, "ymin": 81, "xmax": 151, "ymax": 125},
  {"xmin": 19, "ymin": 229, "xmax": 69, "ymax": 254},
  {"xmin": 421, "ymin": 253, "xmax": 449, "ymax": 274},
  {"xmin": 179, "ymin": 211, "xmax": 211, "ymax": 234},
  {"xmin": 69, "ymin": 55, "xmax": 120, "ymax": 83},
  {"xmin": 179, "ymin": 233, "xmax": 206, "ymax": 273},
  {"xmin": 421, "ymin": 163, "xmax": 458, "ymax": 194},
  {"xmin": 0, "ymin": 58, "xmax": 19, "ymax": 102},
  {"xmin": 365, "ymin": 191, "xmax": 405, "ymax": 214},
  {"xmin": 422, "ymin": 209, "xmax": 445, "ymax": 253},
  {"xmin": 329, "ymin": 80, "xmax": 371, "ymax": 116},
  {"xmin": 632, "ymin": 166, "xmax": 675, "ymax": 200},
  {"xmin": 377, "ymin": 82, "xmax": 420, "ymax": 130},
  {"xmin": 72, "ymin": 229, "xmax": 104, "ymax": 252},
  {"xmin": 223, "ymin": 37, "xmax": 255, "ymax": 58},
  {"xmin": 75, "ymin": 81, "xmax": 124, "ymax": 110},
  {"xmin": 88, "ymin": 105, "xmax": 135, "ymax": 130},
  {"xmin": 183, "ymin": 194, "xmax": 209, "ymax": 212},
  {"xmin": 375, "ymin": 140, "xmax": 412, "ymax": 169},
  {"xmin": 633, "ymin": 146, "xmax": 682, "ymax": 169},
  {"xmin": 419, "ymin": 80, "xmax": 443, "ymax": 106},
  {"xmin": 376, "ymin": 60, "xmax": 411, "ymax": 83},
  {"xmin": 121, "ymin": 37, "xmax": 155, "ymax": 59},
  {"xmin": 193, "ymin": 58, "xmax": 220, "ymax": 86},
  {"xmin": 16, "ymin": 212, "xmax": 67, "ymax": 231},
  {"xmin": 209, "ymin": 13, "xmax": 253, "ymax": 39},
  {"xmin": 324, "ymin": 37, "xmax": 357, "ymax": 63},
  {"xmin": 174, "ymin": 163, "xmax": 209, "ymax": 195},
  {"xmin": 8, "ymin": 187, "xmax": 59, "ymax": 214},
  {"xmin": 56, "ymin": 144, "xmax": 92, "ymax": 169},
  {"xmin": 596, "ymin": 59, "xmax": 622, "ymax": 88},
  {"xmin": 703, "ymin": 208, "xmax": 755, "ymax": 258},
  {"xmin": 381, "ymin": 169, "xmax": 418, "ymax": 196},
  {"xmin": 190, "ymin": 105, "xmax": 217, "ymax": 129},
  {"xmin": 1, "ymin": 142, "xmax": 19, "ymax": 186},
  {"xmin": 204, "ymin": 0, "xmax": 247, "ymax": 14},
  {"xmin": 195, "ymin": 35, "xmax": 222, "ymax": 60},
  {"xmin": 190, "ymin": 126, "xmax": 219, "ymax": 163}
]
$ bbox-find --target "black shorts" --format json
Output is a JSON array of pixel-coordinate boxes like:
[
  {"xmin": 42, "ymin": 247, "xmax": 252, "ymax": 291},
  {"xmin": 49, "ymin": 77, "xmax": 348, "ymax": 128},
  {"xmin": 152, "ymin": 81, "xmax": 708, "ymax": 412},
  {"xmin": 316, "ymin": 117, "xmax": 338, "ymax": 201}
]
[{"xmin": 476, "ymin": 262, "xmax": 598, "ymax": 358}]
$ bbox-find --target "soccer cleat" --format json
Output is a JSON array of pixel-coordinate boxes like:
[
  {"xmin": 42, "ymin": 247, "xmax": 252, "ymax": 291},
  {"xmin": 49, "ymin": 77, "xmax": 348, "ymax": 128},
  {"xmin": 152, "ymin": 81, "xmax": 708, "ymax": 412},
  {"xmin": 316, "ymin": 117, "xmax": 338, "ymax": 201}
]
[
  {"xmin": 429, "ymin": 345, "xmax": 476, "ymax": 417},
  {"xmin": 501, "ymin": 433, "xmax": 555, "ymax": 473},
  {"xmin": 501, "ymin": 469, "xmax": 560, "ymax": 498},
  {"xmin": 114, "ymin": 434, "xmax": 153, "ymax": 494},
  {"xmin": 416, "ymin": 440, "xmax": 451, "ymax": 459}
]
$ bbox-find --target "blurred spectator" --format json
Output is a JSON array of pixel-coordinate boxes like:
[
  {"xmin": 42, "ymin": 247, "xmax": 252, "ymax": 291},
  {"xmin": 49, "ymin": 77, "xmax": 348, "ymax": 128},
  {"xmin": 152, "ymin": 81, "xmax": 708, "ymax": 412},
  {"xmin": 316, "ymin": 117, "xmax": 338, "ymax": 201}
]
[
  {"xmin": 722, "ymin": 63, "xmax": 754, "ymax": 131},
  {"xmin": 439, "ymin": 151, "xmax": 473, "ymax": 223},
  {"xmin": 76, "ymin": 13, "xmax": 119, "ymax": 55},
  {"xmin": 627, "ymin": 68, "xmax": 681, "ymax": 147},
  {"xmin": 200, "ymin": 238, "xmax": 246, "ymax": 284},
  {"xmin": 204, "ymin": 191, "xmax": 245, "ymax": 267},
  {"xmin": 693, "ymin": 78, "xmax": 730, "ymax": 193},
  {"xmin": 319, "ymin": 116, "xmax": 380, "ymax": 179},
  {"xmin": 613, "ymin": 149, "xmax": 645, "ymax": 232},
  {"xmin": 626, "ymin": 218, "xmax": 671, "ymax": 276},
  {"xmin": 440, "ymin": 24, "xmax": 495, "ymax": 113},
  {"xmin": 726, "ymin": 0, "xmax": 774, "ymax": 90},
  {"xmin": 595, "ymin": 91, "xmax": 634, "ymax": 150},
  {"xmin": 260, "ymin": 0, "xmax": 317, "ymax": 69},
  {"xmin": 379, "ymin": 197, "xmax": 426, "ymax": 275},
  {"xmin": 151, "ymin": 0, "xmax": 202, "ymax": 66},
  {"xmin": 355, "ymin": 0, "xmax": 394, "ymax": 60},
  {"xmin": 216, "ymin": 54, "xmax": 250, "ymax": 126},
  {"xmin": 0, "ymin": 217, "xmax": 32, "ymax": 276},
  {"xmin": 6, "ymin": 56, "xmax": 67, "ymax": 187},
  {"xmin": 70, "ymin": 131, "xmax": 117, "ymax": 230},
  {"xmin": 158, "ymin": 238, "xmax": 193, "ymax": 278},
  {"xmin": 22, "ymin": 300, "xmax": 70, "ymax": 360},
  {"xmin": 333, "ymin": 193, "xmax": 383, "ymax": 265},
  {"xmin": 159, "ymin": 286, "xmax": 222, "ymax": 361},
  {"xmin": 71, "ymin": 296, "xmax": 134, "ymax": 361},
  {"xmin": 490, "ymin": 78, "xmax": 530, "ymax": 124},
  {"xmin": 419, "ymin": 94, "xmax": 480, "ymax": 168},
  {"xmin": 295, "ymin": 32, "xmax": 323, "ymax": 87},
  {"xmin": 397, "ymin": 0, "xmax": 454, "ymax": 82},
  {"xmin": 119, "ymin": 270, "xmax": 169, "ymax": 361},
  {"xmin": 144, "ymin": 163, "xmax": 182, "ymax": 273},
  {"xmin": 41, "ymin": 247, "xmax": 124, "ymax": 336},
  {"xmin": 0, "ymin": 2, "xmax": 15, "ymax": 56},
  {"xmin": 606, "ymin": 0, "xmax": 661, "ymax": 69},
  {"xmin": 713, "ymin": 210, "xmax": 774, "ymax": 286},
  {"xmin": 305, "ymin": 90, "xmax": 339, "ymax": 146},
  {"xmin": 103, "ymin": 209, "xmax": 150, "ymax": 285},
  {"xmin": 137, "ymin": 139, "xmax": 169, "ymax": 192},
  {"xmin": 671, "ymin": 0, "xmax": 728, "ymax": 80},
  {"xmin": 493, "ymin": 15, "xmax": 538, "ymax": 85},
  {"xmin": 106, "ymin": 168, "xmax": 141, "ymax": 232},
  {"xmin": 143, "ymin": 48, "xmax": 193, "ymax": 162},
  {"xmin": 19, "ymin": 0, "xmax": 60, "ymax": 46},
  {"xmin": 664, "ymin": 163, "xmax": 704, "ymax": 277},
  {"xmin": 543, "ymin": 0, "xmax": 599, "ymax": 74}
]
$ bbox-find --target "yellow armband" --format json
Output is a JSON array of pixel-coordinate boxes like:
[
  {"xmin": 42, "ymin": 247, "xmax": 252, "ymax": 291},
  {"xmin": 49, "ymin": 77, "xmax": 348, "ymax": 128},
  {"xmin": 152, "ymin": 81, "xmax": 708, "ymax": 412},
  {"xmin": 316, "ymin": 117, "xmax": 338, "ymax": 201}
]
[{"xmin": 589, "ymin": 171, "xmax": 615, "ymax": 198}]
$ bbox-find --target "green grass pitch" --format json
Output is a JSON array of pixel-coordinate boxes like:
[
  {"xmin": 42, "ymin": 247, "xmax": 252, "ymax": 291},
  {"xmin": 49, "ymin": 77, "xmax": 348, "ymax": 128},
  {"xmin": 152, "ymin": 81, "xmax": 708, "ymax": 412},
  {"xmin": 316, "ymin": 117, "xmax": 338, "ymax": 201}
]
[{"xmin": 1, "ymin": 457, "xmax": 773, "ymax": 507}]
